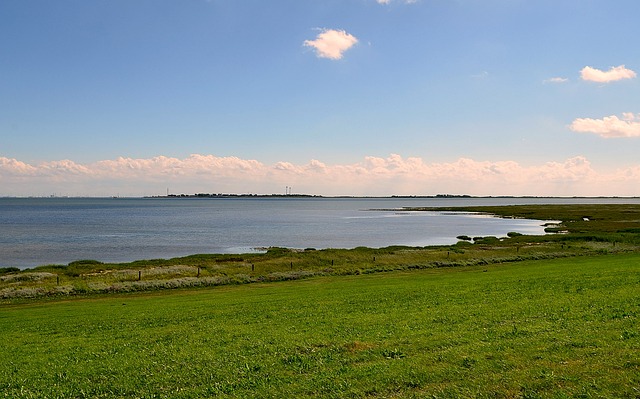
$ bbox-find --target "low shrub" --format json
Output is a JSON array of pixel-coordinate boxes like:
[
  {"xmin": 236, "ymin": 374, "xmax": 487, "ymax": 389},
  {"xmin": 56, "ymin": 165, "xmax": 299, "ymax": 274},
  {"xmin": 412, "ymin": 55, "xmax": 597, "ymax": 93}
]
[
  {"xmin": 266, "ymin": 247, "xmax": 292, "ymax": 256},
  {"xmin": 0, "ymin": 267, "xmax": 20, "ymax": 275},
  {"xmin": 68, "ymin": 259, "xmax": 103, "ymax": 266},
  {"xmin": 474, "ymin": 236, "xmax": 500, "ymax": 244},
  {"xmin": 0, "ymin": 272, "xmax": 56, "ymax": 283}
]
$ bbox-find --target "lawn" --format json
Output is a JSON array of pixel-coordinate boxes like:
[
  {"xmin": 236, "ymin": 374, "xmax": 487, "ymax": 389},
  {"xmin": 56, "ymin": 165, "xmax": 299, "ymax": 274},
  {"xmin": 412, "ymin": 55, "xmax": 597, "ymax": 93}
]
[{"xmin": 1, "ymin": 253, "xmax": 638, "ymax": 398}]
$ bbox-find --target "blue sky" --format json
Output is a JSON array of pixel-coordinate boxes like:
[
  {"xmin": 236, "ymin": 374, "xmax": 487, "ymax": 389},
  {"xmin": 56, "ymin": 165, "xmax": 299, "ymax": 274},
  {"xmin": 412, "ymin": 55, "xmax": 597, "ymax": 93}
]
[{"xmin": 1, "ymin": 0, "xmax": 639, "ymax": 197}]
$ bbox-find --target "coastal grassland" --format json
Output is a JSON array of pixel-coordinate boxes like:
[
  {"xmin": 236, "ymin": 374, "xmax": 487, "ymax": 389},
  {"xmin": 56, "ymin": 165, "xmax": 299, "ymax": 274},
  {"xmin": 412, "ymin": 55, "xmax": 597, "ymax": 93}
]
[
  {"xmin": 2, "ymin": 239, "xmax": 637, "ymax": 299},
  {"xmin": 406, "ymin": 203, "xmax": 640, "ymax": 234},
  {"xmin": 1, "ymin": 254, "xmax": 639, "ymax": 398},
  {"xmin": 3, "ymin": 204, "xmax": 640, "ymax": 299}
]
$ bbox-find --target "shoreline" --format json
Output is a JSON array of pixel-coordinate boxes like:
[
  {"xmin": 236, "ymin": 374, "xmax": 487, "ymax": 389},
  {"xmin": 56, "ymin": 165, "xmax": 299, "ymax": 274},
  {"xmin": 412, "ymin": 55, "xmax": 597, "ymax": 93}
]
[
  {"xmin": 3, "ymin": 194, "xmax": 640, "ymax": 199},
  {"xmin": 3, "ymin": 203, "xmax": 640, "ymax": 299},
  {"xmin": 3, "ymin": 202, "xmax": 640, "ymax": 270}
]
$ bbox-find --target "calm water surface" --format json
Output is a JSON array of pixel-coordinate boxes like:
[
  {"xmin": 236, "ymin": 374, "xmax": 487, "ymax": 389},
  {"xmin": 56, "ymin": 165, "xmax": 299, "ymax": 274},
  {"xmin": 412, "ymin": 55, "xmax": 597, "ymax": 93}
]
[{"xmin": 1, "ymin": 197, "xmax": 638, "ymax": 268}]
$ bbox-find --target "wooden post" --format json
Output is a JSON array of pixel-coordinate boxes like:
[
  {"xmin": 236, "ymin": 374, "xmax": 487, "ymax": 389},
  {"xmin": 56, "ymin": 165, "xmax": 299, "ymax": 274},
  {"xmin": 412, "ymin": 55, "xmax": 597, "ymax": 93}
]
[
  {"xmin": 138, "ymin": 271, "xmax": 141, "ymax": 281},
  {"xmin": 197, "ymin": 267, "xmax": 200, "ymax": 277},
  {"xmin": 251, "ymin": 264, "xmax": 255, "ymax": 272},
  {"xmin": 373, "ymin": 256, "xmax": 376, "ymax": 262},
  {"xmin": 290, "ymin": 261, "xmax": 293, "ymax": 270},
  {"xmin": 56, "ymin": 275, "xmax": 60, "ymax": 285},
  {"xmin": 331, "ymin": 259, "xmax": 334, "ymax": 266}
]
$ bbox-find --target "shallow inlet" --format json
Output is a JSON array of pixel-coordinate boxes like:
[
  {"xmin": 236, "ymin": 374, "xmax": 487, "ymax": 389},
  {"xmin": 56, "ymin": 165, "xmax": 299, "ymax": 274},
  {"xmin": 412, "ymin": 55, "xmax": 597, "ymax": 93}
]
[{"xmin": 0, "ymin": 197, "xmax": 602, "ymax": 268}]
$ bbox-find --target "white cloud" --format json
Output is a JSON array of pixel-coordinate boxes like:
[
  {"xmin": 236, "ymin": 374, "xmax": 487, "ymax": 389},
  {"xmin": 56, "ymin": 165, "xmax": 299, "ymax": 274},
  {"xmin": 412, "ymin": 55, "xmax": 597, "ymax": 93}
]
[
  {"xmin": 303, "ymin": 29, "xmax": 358, "ymax": 60},
  {"xmin": 544, "ymin": 77, "xmax": 568, "ymax": 84},
  {"xmin": 2, "ymin": 154, "xmax": 640, "ymax": 197},
  {"xmin": 570, "ymin": 113, "xmax": 640, "ymax": 138},
  {"xmin": 580, "ymin": 65, "xmax": 636, "ymax": 83},
  {"xmin": 0, "ymin": 157, "xmax": 37, "ymax": 176}
]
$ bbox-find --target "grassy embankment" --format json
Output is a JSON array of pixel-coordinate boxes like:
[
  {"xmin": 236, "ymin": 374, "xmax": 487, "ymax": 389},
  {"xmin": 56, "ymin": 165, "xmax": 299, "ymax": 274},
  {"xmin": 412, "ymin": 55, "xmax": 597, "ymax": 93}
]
[
  {"xmin": 1, "ymin": 254, "xmax": 639, "ymax": 398},
  {"xmin": 2, "ymin": 204, "xmax": 640, "ymax": 299},
  {"xmin": 0, "ymin": 204, "xmax": 639, "ymax": 397}
]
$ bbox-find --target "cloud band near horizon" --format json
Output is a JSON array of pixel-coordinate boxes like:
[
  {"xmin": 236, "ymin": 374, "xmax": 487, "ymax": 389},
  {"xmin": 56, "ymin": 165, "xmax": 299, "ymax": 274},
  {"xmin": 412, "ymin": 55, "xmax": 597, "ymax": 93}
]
[{"xmin": 2, "ymin": 154, "xmax": 640, "ymax": 198}]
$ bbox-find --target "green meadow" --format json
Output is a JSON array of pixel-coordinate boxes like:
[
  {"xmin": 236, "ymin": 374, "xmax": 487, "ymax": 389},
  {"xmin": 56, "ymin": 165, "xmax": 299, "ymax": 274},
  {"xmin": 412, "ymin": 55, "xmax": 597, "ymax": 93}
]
[
  {"xmin": 1, "ymin": 255, "xmax": 639, "ymax": 398},
  {"xmin": 1, "ymin": 204, "xmax": 639, "ymax": 398}
]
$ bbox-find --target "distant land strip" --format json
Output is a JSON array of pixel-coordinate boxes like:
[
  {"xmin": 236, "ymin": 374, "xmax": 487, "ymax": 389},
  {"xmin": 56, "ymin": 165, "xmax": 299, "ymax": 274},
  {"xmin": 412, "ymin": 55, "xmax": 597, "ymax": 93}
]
[{"xmin": 144, "ymin": 193, "xmax": 640, "ymax": 199}]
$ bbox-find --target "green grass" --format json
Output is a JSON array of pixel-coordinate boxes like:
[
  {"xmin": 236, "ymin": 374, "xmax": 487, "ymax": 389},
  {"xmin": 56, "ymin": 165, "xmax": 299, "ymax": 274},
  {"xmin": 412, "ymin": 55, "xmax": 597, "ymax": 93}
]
[
  {"xmin": 3, "ymin": 240, "xmax": 637, "ymax": 300},
  {"xmin": 407, "ymin": 204, "xmax": 640, "ymax": 234},
  {"xmin": 1, "ymin": 254, "xmax": 639, "ymax": 398}
]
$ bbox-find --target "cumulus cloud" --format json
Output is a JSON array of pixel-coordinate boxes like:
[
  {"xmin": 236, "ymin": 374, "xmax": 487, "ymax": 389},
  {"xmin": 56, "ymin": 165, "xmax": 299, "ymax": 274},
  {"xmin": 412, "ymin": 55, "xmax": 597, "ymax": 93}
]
[
  {"xmin": 303, "ymin": 29, "xmax": 358, "ymax": 60},
  {"xmin": 580, "ymin": 65, "xmax": 636, "ymax": 83},
  {"xmin": 0, "ymin": 157, "xmax": 37, "ymax": 176},
  {"xmin": 570, "ymin": 113, "xmax": 640, "ymax": 138},
  {"xmin": 2, "ymin": 154, "xmax": 640, "ymax": 197}
]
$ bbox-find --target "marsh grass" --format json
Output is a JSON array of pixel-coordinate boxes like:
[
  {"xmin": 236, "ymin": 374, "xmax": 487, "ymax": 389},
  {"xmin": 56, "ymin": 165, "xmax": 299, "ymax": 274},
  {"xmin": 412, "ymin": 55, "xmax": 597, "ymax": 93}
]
[
  {"xmin": 2, "ymin": 240, "xmax": 635, "ymax": 300},
  {"xmin": 0, "ymin": 254, "xmax": 638, "ymax": 398},
  {"xmin": 408, "ymin": 203, "xmax": 640, "ymax": 234},
  {"xmin": 3, "ymin": 205, "xmax": 640, "ymax": 300}
]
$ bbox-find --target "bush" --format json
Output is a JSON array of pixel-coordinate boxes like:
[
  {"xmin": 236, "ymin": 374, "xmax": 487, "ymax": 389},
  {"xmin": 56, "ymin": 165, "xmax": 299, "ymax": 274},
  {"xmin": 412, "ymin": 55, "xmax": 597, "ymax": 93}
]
[
  {"xmin": 215, "ymin": 257, "xmax": 244, "ymax": 263},
  {"xmin": 0, "ymin": 267, "xmax": 20, "ymax": 275},
  {"xmin": 266, "ymin": 247, "xmax": 292, "ymax": 256},
  {"xmin": 474, "ymin": 236, "xmax": 500, "ymax": 245},
  {"xmin": 454, "ymin": 241, "xmax": 471, "ymax": 248},
  {"xmin": 68, "ymin": 260, "xmax": 103, "ymax": 266}
]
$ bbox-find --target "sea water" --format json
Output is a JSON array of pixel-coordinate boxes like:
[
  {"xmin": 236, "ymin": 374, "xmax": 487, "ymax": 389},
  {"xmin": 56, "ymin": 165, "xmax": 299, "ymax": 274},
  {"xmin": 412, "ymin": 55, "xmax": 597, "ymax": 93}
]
[{"xmin": 1, "ymin": 196, "xmax": 637, "ymax": 268}]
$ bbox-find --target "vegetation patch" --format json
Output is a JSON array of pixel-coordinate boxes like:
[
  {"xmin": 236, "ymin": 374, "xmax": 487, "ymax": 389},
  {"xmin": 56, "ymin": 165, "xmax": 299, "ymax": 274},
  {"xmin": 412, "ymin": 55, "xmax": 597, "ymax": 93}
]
[{"xmin": 1, "ymin": 254, "xmax": 638, "ymax": 398}]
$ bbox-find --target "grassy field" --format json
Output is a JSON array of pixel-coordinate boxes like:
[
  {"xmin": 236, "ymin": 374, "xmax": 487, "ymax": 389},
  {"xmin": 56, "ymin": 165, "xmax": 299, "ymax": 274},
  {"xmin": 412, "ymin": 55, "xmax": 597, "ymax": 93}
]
[
  {"xmin": 1, "ymin": 204, "xmax": 640, "ymax": 398},
  {"xmin": 1, "ymin": 253, "xmax": 639, "ymax": 398}
]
